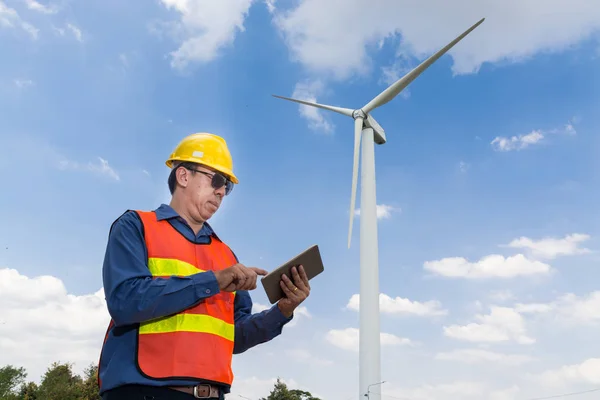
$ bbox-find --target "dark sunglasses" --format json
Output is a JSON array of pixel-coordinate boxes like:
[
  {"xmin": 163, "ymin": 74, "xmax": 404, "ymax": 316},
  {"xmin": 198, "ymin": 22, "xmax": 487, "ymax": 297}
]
[{"xmin": 186, "ymin": 167, "xmax": 234, "ymax": 195}]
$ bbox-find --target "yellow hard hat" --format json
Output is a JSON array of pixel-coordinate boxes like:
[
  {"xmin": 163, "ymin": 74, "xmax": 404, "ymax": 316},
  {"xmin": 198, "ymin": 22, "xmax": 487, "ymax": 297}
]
[{"xmin": 165, "ymin": 133, "xmax": 239, "ymax": 184}]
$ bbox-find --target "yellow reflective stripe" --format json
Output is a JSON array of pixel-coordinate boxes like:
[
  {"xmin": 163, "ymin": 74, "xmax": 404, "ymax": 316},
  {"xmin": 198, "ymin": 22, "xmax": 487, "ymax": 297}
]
[
  {"xmin": 148, "ymin": 257, "xmax": 204, "ymax": 277},
  {"xmin": 147, "ymin": 258, "xmax": 237, "ymax": 298},
  {"xmin": 140, "ymin": 314, "xmax": 234, "ymax": 342}
]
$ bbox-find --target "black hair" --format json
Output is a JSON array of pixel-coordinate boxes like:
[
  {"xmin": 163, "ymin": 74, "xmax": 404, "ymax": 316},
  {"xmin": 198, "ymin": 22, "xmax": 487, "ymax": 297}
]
[{"xmin": 167, "ymin": 161, "xmax": 199, "ymax": 194}]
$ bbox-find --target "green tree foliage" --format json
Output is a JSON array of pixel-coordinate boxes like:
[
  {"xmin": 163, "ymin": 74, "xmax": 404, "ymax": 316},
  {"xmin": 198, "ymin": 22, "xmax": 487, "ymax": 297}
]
[
  {"xmin": 36, "ymin": 362, "xmax": 85, "ymax": 400},
  {"xmin": 0, "ymin": 365, "xmax": 27, "ymax": 400},
  {"xmin": 260, "ymin": 378, "xmax": 321, "ymax": 400},
  {"xmin": 0, "ymin": 361, "xmax": 100, "ymax": 400},
  {"xmin": 0, "ymin": 363, "xmax": 320, "ymax": 400}
]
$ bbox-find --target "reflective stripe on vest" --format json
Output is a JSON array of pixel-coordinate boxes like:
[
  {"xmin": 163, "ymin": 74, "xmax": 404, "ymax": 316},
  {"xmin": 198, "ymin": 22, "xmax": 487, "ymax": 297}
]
[
  {"xmin": 139, "ymin": 257, "xmax": 236, "ymax": 342},
  {"xmin": 135, "ymin": 210, "xmax": 237, "ymax": 386}
]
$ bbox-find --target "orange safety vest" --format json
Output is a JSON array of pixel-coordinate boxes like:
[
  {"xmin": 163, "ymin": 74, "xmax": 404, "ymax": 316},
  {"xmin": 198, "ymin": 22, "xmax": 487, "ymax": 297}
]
[{"xmin": 99, "ymin": 210, "xmax": 238, "ymax": 388}]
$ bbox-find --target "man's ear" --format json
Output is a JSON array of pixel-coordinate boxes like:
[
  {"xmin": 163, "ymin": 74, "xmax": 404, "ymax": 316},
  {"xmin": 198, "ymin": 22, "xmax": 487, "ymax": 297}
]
[{"xmin": 175, "ymin": 166, "xmax": 189, "ymax": 189}]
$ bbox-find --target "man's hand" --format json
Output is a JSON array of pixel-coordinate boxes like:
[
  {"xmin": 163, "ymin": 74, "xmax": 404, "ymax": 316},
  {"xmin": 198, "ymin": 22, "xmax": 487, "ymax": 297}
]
[
  {"xmin": 277, "ymin": 265, "xmax": 310, "ymax": 318},
  {"xmin": 214, "ymin": 264, "xmax": 268, "ymax": 292}
]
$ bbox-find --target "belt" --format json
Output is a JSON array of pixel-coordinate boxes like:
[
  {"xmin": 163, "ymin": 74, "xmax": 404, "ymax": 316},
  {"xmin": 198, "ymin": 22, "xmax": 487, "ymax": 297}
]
[{"xmin": 169, "ymin": 384, "xmax": 221, "ymax": 398}]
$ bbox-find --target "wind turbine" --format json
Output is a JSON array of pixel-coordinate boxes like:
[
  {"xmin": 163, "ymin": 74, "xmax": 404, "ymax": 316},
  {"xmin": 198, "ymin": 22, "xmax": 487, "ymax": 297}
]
[{"xmin": 273, "ymin": 18, "xmax": 485, "ymax": 400}]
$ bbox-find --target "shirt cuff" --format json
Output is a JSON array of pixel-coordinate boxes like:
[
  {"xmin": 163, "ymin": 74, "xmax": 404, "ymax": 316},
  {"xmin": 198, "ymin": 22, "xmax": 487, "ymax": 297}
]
[
  {"xmin": 265, "ymin": 303, "xmax": 294, "ymax": 326},
  {"xmin": 191, "ymin": 270, "xmax": 221, "ymax": 298}
]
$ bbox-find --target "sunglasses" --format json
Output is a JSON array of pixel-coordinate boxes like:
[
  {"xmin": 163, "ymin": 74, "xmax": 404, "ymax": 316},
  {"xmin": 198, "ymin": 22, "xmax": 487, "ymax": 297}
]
[{"xmin": 186, "ymin": 167, "xmax": 234, "ymax": 195}]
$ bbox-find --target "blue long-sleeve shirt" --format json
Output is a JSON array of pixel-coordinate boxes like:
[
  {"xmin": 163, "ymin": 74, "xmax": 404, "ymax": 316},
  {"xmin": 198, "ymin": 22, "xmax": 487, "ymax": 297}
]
[{"xmin": 98, "ymin": 204, "xmax": 293, "ymax": 395}]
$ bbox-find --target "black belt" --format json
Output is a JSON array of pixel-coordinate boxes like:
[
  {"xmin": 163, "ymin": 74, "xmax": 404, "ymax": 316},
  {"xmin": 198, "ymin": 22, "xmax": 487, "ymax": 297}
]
[{"xmin": 169, "ymin": 384, "xmax": 221, "ymax": 398}]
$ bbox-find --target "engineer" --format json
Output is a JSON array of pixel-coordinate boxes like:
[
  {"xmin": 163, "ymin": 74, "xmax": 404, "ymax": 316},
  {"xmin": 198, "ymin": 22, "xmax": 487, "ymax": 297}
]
[{"xmin": 97, "ymin": 132, "xmax": 311, "ymax": 400}]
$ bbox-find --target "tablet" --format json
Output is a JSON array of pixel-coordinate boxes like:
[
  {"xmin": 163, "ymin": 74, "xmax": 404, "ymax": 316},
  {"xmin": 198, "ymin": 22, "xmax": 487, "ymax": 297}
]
[{"xmin": 260, "ymin": 244, "xmax": 325, "ymax": 304}]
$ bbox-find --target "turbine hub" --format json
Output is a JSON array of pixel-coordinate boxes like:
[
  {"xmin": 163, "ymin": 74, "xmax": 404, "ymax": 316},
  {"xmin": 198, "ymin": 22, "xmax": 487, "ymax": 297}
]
[{"xmin": 352, "ymin": 109, "xmax": 366, "ymax": 120}]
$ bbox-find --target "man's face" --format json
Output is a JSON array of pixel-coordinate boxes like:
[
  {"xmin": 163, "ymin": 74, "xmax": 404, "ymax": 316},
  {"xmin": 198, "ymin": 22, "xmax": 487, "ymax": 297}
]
[{"xmin": 180, "ymin": 164, "xmax": 228, "ymax": 222}]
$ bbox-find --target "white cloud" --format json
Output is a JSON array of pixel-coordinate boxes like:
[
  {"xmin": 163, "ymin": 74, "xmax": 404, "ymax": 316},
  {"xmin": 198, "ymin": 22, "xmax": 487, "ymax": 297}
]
[
  {"xmin": 505, "ymin": 233, "xmax": 591, "ymax": 260},
  {"xmin": 515, "ymin": 290, "xmax": 600, "ymax": 326},
  {"xmin": 159, "ymin": 0, "xmax": 254, "ymax": 69},
  {"xmin": 379, "ymin": 54, "xmax": 413, "ymax": 98},
  {"xmin": 1, "ymin": 136, "xmax": 123, "ymax": 182},
  {"xmin": 383, "ymin": 381, "xmax": 488, "ymax": 400},
  {"xmin": 252, "ymin": 302, "xmax": 310, "ymax": 328},
  {"xmin": 325, "ymin": 327, "xmax": 412, "ymax": 351},
  {"xmin": 52, "ymin": 23, "xmax": 84, "ymax": 42},
  {"xmin": 379, "ymin": 381, "xmax": 522, "ymax": 400},
  {"xmin": 458, "ymin": 161, "xmax": 470, "ymax": 173},
  {"xmin": 514, "ymin": 303, "xmax": 554, "ymax": 314},
  {"xmin": 290, "ymin": 79, "xmax": 333, "ymax": 133},
  {"xmin": 423, "ymin": 233, "xmax": 591, "ymax": 280},
  {"xmin": 489, "ymin": 386, "xmax": 521, "ymax": 400},
  {"xmin": 532, "ymin": 358, "xmax": 600, "ymax": 389},
  {"xmin": 491, "ymin": 129, "xmax": 544, "ymax": 152},
  {"xmin": 23, "ymin": 0, "xmax": 58, "ymax": 14},
  {"xmin": 346, "ymin": 293, "xmax": 447, "ymax": 317},
  {"xmin": 286, "ymin": 306, "xmax": 310, "ymax": 327},
  {"xmin": 553, "ymin": 292, "xmax": 600, "ymax": 325},
  {"xmin": 435, "ymin": 348, "xmax": 535, "ymax": 366},
  {"xmin": 443, "ymin": 306, "xmax": 535, "ymax": 345},
  {"xmin": 66, "ymin": 23, "xmax": 83, "ymax": 42},
  {"xmin": 14, "ymin": 78, "xmax": 34, "ymax": 88},
  {"xmin": 354, "ymin": 203, "xmax": 399, "ymax": 219},
  {"xmin": 284, "ymin": 348, "xmax": 333, "ymax": 366},
  {"xmin": 58, "ymin": 156, "xmax": 120, "ymax": 181},
  {"xmin": 0, "ymin": 1, "xmax": 38, "ymax": 39},
  {"xmin": 489, "ymin": 290, "xmax": 515, "ymax": 302},
  {"xmin": 423, "ymin": 253, "xmax": 551, "ymax": 279},
  {"xmin": 491, "ymin": 121, "xmax": 577, "ymax": 152},
  {"xmin": 271, "ymin": 1, "xmax": 600, "ymax": 80},
  {"xmin": 264, "ymin": 0, "xmax": 276, "ymax": 14},
  {"xmin": 0, "ymin": 268, "xmax": 110, "ymax": 383}
]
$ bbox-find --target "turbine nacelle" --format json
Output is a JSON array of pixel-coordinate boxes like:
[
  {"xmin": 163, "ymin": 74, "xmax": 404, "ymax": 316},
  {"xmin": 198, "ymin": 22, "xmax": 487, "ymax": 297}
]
[{"xmin": 352, "ymin": 109, "xmax": 386, "ymax": 145}]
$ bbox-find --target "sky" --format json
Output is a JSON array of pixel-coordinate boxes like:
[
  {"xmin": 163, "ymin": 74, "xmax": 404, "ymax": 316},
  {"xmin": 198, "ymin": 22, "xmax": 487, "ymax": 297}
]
[{"xmin": 1, "ymin": 0, "xmax": 600, "ymax": 399}]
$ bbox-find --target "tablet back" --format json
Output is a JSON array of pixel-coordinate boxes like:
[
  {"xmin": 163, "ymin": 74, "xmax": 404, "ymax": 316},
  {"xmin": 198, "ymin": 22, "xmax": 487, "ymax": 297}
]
[{"xmin": 260, "ymin": 244, "xmax": 325, "ymax": 304}]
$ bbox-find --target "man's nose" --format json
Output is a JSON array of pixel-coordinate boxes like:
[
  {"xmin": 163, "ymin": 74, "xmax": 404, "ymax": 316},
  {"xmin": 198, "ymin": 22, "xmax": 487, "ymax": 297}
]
[{"xmin": 215, "ymin": 185, "xmax": 226, "ymax": 196}]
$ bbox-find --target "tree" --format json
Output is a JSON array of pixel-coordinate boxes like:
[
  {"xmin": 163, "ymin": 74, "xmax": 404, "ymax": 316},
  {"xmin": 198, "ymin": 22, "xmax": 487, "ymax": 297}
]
[
  {"xmin": 0, "ymin": 362, "xmax": 99, "ymax": 400},
  {"xmin": 0, "ymin": 365, "xmax": 27, "ymax": 399},
  {"xmin": 260, "ymin": 378, "xmax": 321, "ymax": 400},
  {"xmin": 289, "ymin": 389, "xmax": 321, "ymax": 400},
  {"xmin": 36, "ymin": 362, "xmax": 83, "ymax": 400},
  {"xmin": 17, "ymin": 382, "xmax": 38, "ymax": 400},
  {"xmin": 78, "ymin": 364, "xmax": 101, "ymax": 400}
]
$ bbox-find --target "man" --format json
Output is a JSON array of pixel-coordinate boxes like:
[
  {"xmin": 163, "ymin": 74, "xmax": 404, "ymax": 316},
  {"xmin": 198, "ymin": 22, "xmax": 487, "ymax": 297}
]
[{"xmin": 97, "ymin": 133, "xmax": 311, "ymax": 400}]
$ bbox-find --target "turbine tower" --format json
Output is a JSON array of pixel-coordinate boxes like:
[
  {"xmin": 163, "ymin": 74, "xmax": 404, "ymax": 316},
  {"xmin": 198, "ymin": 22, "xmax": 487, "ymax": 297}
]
[{"xmin": 273, "ymin": 18, "xmax": 485, "ymax": 400}]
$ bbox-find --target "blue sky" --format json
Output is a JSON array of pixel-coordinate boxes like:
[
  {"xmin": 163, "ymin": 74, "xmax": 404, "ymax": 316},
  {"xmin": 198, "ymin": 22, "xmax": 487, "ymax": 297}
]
[{"xmin": 1, "ymin": 1, "xmax": 600, "ymax": 399}]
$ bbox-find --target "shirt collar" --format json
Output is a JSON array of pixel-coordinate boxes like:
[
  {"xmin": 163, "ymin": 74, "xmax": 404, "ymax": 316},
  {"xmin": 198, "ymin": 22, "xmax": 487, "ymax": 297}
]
[{"xmin": 154, "ymin": 203, "xmax": 216, "ymax": 236}]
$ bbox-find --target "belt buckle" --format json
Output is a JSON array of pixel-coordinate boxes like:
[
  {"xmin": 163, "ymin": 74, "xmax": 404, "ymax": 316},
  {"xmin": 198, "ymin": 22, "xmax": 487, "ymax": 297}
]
[{"xmin": 193, "ymin": 384, "xmax": 212, "ymax": 399}]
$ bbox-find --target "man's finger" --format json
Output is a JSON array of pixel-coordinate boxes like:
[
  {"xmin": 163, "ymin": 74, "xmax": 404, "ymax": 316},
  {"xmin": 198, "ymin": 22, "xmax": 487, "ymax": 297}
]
[
  {"xmin": 239, "ymin": 276, "xmax": 254, "ymax": 290},
  {"xmin": 298, "ymin": 265, "xmax": 310, "ymax": 290},
  {"xmin": 250, "ymin": 267, "xmax": 268, "ymax": 276},
  {"xmin": 280, "ymin": 280, "xmax": 292, "ymax": 297},
  {"xmin": 291, "ymin": 266, "xmax": 308, "ymax": 292},
  {"xmin": 241, "ymin": 268, "xmax": 258, "ymax": 290},
  {"xmin": 281, "ymin": 274, "xmax": 300, "ymax": 298},
  {"xmin": 224, "ymin": 282, "xmax": 237, "ymax": 292}
]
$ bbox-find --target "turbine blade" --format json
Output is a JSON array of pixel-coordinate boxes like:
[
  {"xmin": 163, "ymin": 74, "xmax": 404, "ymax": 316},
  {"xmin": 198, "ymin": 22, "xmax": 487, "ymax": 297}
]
[
  {"xmin": 348, "ymin": 117, "xmax": 363, "ymax": 249},
  {"xmin": 272, "ymin": 94, "xmax": 354, "ymax": 117},
  {"xmin": 362, "ymin": 17, "xmax": 485, "ymax": 114}
]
